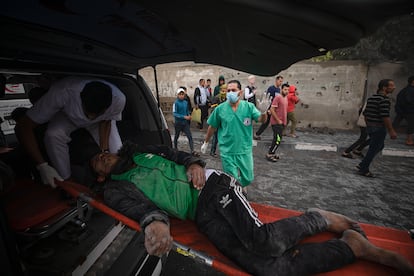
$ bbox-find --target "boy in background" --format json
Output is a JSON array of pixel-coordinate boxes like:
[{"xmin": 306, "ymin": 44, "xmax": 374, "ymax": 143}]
[{"xmin": 173, "ymin": 88, "xmax": 198, "ymax": 156}]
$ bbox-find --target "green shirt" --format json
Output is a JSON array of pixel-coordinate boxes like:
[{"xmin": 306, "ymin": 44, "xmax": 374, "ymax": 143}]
[
  {"xmin": 111, "ymin": 153, "xmax": 199, "ymax": 220},
  {"xmin": 207, "ymin": 100, "xmax": 261, "ymax": 154}
]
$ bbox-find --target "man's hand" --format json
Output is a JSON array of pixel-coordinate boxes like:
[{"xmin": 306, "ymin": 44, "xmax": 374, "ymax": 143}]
[
  {"xmin": 275, "ymin": 118, "xmax": 283, "ymax": 125},
  {"xmin": 184, "ymin": 115, "xmax": 191, "ymax": 121},
  {"xmin": 187, "ymin": 163, "xmax": 206, "ymax": 190},
  {"xmin": 200, "ymin": 141, "xmax": 209, "ymax": 154},
  {"xmin": 144, "ymin": 221, "xmax": 173, "ymax": 256},
  {"xmin": 256, "ymin": 93, "xmax": 272, "ymax": 113},
  {"xmin": 36, "ymin": 162, "xmax": 63, "ymax": 188}
]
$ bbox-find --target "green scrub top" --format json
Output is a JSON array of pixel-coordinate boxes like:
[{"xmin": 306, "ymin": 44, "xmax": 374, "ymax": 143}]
[
  {"xmin": 207, "ymin": 100, "xmax": 261, "ymax": 155},
  {"xmin": 111, "ymin": 153, "xmax": 199, "ymax": 220}
]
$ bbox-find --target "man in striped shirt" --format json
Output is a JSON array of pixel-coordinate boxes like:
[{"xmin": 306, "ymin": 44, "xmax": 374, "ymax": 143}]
[{"xmin": 358, "ymin": 79, "xmax": 397, "ymax": 177}]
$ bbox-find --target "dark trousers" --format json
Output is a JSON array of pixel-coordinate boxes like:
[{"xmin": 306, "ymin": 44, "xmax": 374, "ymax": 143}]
[
  {"xmin": 393, "ymin": 113, "xmax": 404, "ymax": 129},
  {"xmin": 406, "ymin": 113, "xmax": 414, "ymax": 134},
  {"xmin": 393, "ymin": 113, "xmax": 414, "ymax": 134},
  {"xmin": 268, "ymin": 124, "xmax": 284, "ymax": 154},
  {"xmin": 196, "ymin": 172, "xmax": 355, "ymax": 276},
  {"xmin": 344, "ymin": 127, "xmax": 370, "ymax": 153},
  {"xmin": 174, "ymin": 121, "xmax": 194, "ymax": 152},
  {"xmin": 256, "ymin": 113, "xmax": 270, "ymax": 136},
  {"xmin": 210, "ymin": 130, "xmax": 218, "ymax": 154},
  {"xmin": 358, "ymin": 126, "xmax": 386, "ymax": 173},
  {"xmin": 198, "ymin": 105, "xmax": 209, "ymax": 129}
]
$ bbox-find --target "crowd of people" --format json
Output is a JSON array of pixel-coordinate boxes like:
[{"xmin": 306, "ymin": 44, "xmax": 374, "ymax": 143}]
[
  {"xmin": 2, "ymin": 73, "xmax": 412, "ymax": 185},
  {"xmin": 181, "ymin": 75, "xmax": 302, "ymax": 162},
  {"xmin": 170, "ymin": 74, "xmax": 414, "ymax": 183},
  {"xmin": 170, "ymin": 75, "xmax": 304, "ymax": 190},
  {"xmin": 2, "ymin": 72, "xmax": 412, "ymax": 173}
]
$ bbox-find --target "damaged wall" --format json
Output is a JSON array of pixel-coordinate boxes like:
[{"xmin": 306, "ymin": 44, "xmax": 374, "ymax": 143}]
[{"xmin": 139, "ymin": 61, "xmax": 406, "ymax": 130}]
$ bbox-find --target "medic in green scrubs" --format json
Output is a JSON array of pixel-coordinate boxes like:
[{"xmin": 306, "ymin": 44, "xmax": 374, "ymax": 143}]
[{"xmin": 201, "ymin": 79, "xmax": 270, "ymax": 187}]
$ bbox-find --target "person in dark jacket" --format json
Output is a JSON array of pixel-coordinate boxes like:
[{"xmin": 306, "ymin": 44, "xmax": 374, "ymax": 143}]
[
  {"xmin": 254, "ymin": 75, "xmax": 284, "ymax": 140},
  {"xmin": 91, "ymin": 142, "xmax": 414, "ymax": 276},
  {"xmin": 179, "ymin": 86, "xmax": 192, "ymax": 115},
  {"xmin": 209, "ymin": 84, "xmax": 227, "ymax": 157},
  {"xmin": 193, "ymin": 79, "xmax": 210, "ymax": 129},
  {"xmin": 213, "ymin": 75, "xmax": 225, "ymax": 97}
]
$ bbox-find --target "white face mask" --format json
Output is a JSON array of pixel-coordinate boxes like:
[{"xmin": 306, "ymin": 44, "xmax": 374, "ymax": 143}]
[{"xmin": 226, "ymin": 91, "xmax": 239, "ymax": 103}]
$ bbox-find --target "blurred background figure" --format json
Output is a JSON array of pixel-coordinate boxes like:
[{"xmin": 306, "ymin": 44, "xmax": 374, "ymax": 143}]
[
  {"xmin": 394, "ymin": 75, "xmax": 414, "ymax": 146},
  {"xmin": 286, "ymin": 85, "xmax": 300, "ymax": 138},
  {"xmin": 173, "ymin": 88, "xmax": 198, "ymax": 156},
  {"xmin": 244, "ymin": 75, "xmax": 257, "ymax": 106},
  {"xmin": 255, "ymin": 75, "xmax": 284, "ymax": 140},
  {"xmin": 213, "ymin": 75, "xmax": 225, "ymax": 97},
  {"xmin": 342, "ymin": 103, "xmax": 370, "ymax": 159},
  {"xmin": 209, "ymin": 84, "xmax": 227, "ymax": 157}
]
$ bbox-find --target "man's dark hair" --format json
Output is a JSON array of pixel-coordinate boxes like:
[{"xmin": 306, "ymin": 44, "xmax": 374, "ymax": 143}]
[
  {"xmin": 282, "ymin": 83, "xmax": 290, "ymax": 89},
  {"xmin": 276, "ymin": 75, "xmax": 283, "ymax": 80},
  {"xmin": 228, "ymin": 80, "xmax": 241, "ymax": 90},
  {"xmin": 81, "ymin": 81, "xmax": 112, "ymax": 114},
  {"xmin": 408, "ymin": 76, "xmax": 414, "ymax": 84},
  {"xmin": 111, "ymin": 141, "xmax": 142, "ymax": 174},
  {"xmin": 377, "ymin": 79, "xmax": 393, "ymax": 92},
  {"xmin": 199, "ymin": 79, "xmax": 205, "ymax": 84},
  {"xmin": 207, "ymin": 79, "xmax": 211, "ymax": 82}
]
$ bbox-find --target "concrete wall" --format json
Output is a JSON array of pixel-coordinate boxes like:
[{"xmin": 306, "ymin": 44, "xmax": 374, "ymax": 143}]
[
  {"xmin": 139, "ymin": 61, "xmax": 406, "ymax": 130},
  {"xmin": 278, "ymin": 61, "xmax": 367, "ymax": 130}
]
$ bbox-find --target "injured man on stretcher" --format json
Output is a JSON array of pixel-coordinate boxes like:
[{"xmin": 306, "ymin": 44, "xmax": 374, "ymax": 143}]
[{"xmin": 90, "ymin": 141, "xmax": 414, "ymax": 276}]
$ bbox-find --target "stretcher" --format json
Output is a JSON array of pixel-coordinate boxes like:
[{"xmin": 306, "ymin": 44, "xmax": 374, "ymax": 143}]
[
  {"xmin": 53, "ymin": 180, "xmax": 414, "ymax": 275},
  {"xmin": 171, "ymin": 203, "xmax": 414, "ymax": 275}
]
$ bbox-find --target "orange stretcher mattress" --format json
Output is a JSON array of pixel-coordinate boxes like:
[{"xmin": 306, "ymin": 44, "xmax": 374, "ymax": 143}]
[
  {"xmin": 170, "ymin": 202, "xmax": 414, "ymax": 276},
  {"xmin": 2, "ymin": 179, "xmax": 73, "ymax": 231}
]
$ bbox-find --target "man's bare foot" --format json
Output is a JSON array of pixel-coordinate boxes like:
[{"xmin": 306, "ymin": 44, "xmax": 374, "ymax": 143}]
[
  {"xmin": 341, "ymin": 229, "xmax": 414, "ymax": 275},
  {"xmin": 307, "ymin": 208, "xmax": 367, "ymax": 237}
]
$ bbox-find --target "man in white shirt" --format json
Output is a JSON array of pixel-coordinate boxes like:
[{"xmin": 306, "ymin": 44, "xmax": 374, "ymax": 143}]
[
  {"xmin": 193, "ymin": 79, "xmax": 210, "ymax": 129},
  {"xmin": 244, "ymin": 75, "xmax": 257, "ymax": 106},
  {"xmin": 16, "ymin": 76, "xmax": 126, "ymax": 187}
]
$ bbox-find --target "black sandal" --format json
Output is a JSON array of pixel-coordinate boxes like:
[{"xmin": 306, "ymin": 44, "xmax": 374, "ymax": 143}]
[
  {"xmin": 357, "ymin": 171, "xmax": 374, "ymax": 178},
  {"xmin": 266, "ymin": 154, "xmax": 278, "ymax": 162}
]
